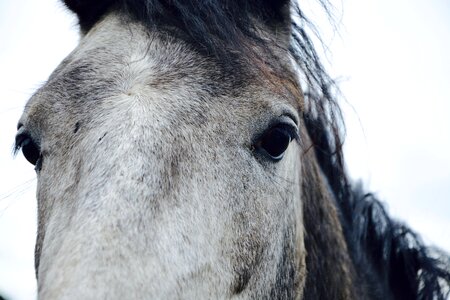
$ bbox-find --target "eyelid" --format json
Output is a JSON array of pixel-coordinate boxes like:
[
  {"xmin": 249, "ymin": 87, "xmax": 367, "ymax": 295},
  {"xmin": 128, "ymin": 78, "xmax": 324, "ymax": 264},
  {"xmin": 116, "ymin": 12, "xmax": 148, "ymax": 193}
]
[
  {"xmin": 273, "ymin": 115, "xmax": 300, "ymax": 142},
  {"xmin": 14, "ymin": 128, "xmax": 38, "ymax": 154},
  {"xmin": 252, "ymin": 114, "xmax": 299, "ymax": 148},
  {"xmin": 14, "ymin": 128, "xmax": 28, "ymax": 154},
  {"xmin": 280, "ymin": 111, "xmax": 299, "ymax": 126}
]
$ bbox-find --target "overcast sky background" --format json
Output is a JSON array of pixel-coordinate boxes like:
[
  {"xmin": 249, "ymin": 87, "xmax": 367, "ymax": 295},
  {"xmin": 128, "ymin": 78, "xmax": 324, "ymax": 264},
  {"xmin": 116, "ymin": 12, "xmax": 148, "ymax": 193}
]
[{"xmin": 1, "ymin": 0, "xmax": 449, "ymax": 299}]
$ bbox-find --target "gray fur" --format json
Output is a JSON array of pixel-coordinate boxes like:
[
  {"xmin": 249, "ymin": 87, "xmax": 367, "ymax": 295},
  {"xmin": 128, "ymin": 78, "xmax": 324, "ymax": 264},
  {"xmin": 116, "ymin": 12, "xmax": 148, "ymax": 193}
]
[{"xmin": 19, "ymin": 13, "xmax": 309, "ymax": 299}]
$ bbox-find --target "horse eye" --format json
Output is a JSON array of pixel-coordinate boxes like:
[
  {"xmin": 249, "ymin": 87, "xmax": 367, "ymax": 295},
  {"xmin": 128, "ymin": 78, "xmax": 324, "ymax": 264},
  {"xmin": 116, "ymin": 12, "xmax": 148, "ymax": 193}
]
[
  {"xmin": 259, "ymin": 125, "xmax": 295, "ymax": 161},
  {"xmin": 15, "ymin": 134, "xmax": 41, "ymax": 166}
]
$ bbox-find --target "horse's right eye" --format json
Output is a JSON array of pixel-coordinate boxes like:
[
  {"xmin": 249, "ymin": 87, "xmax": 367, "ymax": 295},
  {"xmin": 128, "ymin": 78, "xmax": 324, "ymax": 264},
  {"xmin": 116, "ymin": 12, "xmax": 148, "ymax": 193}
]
[
  {"xmin": 15, "ymin": 133, "xmax": 41, "ymax": 166},
  {"xmin": 256, "ymin": 118, "xmax": 299, "ymax": 162}
]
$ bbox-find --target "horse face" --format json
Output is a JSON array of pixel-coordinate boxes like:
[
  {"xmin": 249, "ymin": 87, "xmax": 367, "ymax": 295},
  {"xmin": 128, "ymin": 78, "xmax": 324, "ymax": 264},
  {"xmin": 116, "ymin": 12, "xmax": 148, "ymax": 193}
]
[{"xmin": 16, "ymin": 13, "xmax": 306, "ymax": 299}]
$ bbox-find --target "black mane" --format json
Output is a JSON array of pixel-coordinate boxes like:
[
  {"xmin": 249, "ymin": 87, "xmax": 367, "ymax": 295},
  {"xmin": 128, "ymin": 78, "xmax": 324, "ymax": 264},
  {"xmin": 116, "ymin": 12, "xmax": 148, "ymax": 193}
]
[
  {"xmin": 64, "ymin": 0, "xmax": 450, "ymax": 298},
  {"xmin": 306, "ymin": 114, "xmax": 450, "ymax": 299}
]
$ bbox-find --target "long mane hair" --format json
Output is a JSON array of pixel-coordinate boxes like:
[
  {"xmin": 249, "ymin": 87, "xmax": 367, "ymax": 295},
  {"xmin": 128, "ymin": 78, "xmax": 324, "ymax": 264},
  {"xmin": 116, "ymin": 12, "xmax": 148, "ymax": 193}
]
[{"xmin": 65, "ymin": 0, "xmax": 450, "ymax": 298}]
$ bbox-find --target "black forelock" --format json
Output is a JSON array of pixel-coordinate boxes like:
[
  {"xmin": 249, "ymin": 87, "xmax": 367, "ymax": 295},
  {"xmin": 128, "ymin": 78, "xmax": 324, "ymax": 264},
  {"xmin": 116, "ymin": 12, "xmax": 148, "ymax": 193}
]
[{"xmin": 63, "ymin": 0, "xmax": 290, "ymax": 57}]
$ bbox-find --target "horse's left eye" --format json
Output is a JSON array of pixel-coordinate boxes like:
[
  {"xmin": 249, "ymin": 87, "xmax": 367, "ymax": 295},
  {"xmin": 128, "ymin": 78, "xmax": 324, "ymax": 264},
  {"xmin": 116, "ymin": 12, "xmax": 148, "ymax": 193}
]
[
  {"xmin": 15, "ymin": 132, "xmax": 41, "ymax": 167},
  {"xmin": 258, "ymin": 124, "xmax": 297, "ymax": 161}
]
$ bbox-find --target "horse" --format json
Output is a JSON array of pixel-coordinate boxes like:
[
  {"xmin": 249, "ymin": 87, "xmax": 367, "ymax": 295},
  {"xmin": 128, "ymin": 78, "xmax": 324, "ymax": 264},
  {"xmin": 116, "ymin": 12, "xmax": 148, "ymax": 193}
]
[{"xmin": 14, "ymin": 0, "xmax": 450, "ymax": 299}]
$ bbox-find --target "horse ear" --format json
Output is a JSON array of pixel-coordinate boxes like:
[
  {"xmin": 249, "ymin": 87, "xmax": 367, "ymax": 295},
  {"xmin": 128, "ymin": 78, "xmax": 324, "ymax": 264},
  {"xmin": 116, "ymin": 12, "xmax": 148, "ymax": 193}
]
[
  {"xmin": 62, "ymin": 0, "xmax": 114, "ymax": 31},
  {"xmin": 255, "ymin": 0, "xmax": 292, "ymax": 47},
  {"xmin": 257, "ymin": 0, "xmax": 291, "ymax": 22},
  {"xmin": 260, "ymin": 0, "xmax": 290, "ymax": 11}
]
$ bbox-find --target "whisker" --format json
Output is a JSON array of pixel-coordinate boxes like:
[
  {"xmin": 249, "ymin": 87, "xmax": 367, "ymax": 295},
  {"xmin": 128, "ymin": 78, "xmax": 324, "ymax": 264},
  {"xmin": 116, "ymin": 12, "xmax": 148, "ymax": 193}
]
[
  {"xmin": 0, "ymin": 178, "xmax": 37, "ymax": 217},
  {"xmin": 0, "ymin": 106, "xmax": 25, "ymax": 115}
]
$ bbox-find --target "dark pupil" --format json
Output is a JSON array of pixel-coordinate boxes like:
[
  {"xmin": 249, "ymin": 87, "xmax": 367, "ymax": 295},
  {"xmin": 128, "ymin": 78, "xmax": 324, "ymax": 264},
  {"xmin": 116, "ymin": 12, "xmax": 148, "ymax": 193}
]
[
  {"xmin": 261, "ymin": 128, "xmax": 291, "ymax": 159},
  {"xmin": 22, "ymin": 138, "xmax": 40, "ymax": 165}
]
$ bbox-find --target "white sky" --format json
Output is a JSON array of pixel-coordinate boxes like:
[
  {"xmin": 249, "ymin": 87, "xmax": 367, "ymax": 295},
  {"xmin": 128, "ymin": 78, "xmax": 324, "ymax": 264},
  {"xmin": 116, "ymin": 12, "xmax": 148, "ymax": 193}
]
[{"xmin": 0, "ymin": 0, "xmax": 449, "ymax": 299}]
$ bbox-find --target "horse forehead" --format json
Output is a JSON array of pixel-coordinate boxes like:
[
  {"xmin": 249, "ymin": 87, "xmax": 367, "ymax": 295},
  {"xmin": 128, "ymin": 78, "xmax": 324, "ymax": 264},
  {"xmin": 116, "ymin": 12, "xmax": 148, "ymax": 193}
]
[
  {"xmin": 66, "ymin": 13, "xmax": 298, "ymax": 93},
  {"xmin": 24, "ymin": 13, "xmax": 301, "ymax": 129},
  {"xmin": 60, "ymin": 16, "xmax": 214, "ymax": 92},
  {"xmin": 40, "ymin": 18, "xmax": 224, "ymax": 109}
]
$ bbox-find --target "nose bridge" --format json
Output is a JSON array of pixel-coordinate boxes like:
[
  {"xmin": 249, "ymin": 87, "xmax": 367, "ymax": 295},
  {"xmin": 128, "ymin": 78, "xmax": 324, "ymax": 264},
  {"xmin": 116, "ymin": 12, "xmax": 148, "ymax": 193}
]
[
  {"xmin": 37, "ymin": 125, "xmax": 176, "ymax": 294},
  {"xmin": 36, "ymin": 119, "xmax": 217, "ymax": 300}
]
